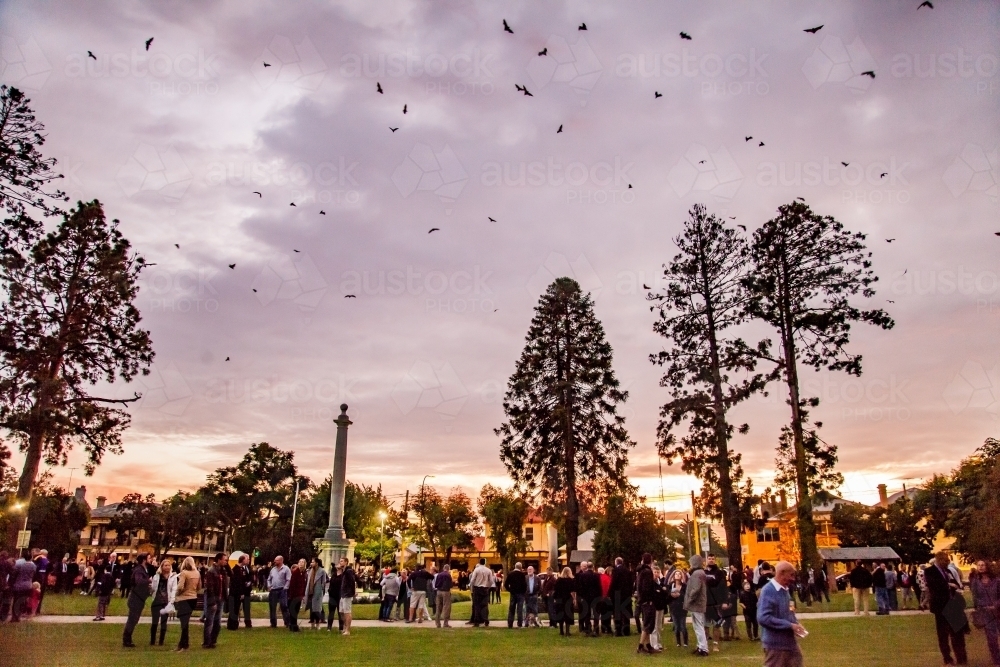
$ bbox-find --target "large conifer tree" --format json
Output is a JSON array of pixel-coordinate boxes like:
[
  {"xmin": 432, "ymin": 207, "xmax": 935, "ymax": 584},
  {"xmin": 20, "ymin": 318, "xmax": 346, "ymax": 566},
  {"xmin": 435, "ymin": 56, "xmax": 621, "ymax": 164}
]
[{"xmin": 496, "ymin": 277, "xmax": 633, "ymax": 553}]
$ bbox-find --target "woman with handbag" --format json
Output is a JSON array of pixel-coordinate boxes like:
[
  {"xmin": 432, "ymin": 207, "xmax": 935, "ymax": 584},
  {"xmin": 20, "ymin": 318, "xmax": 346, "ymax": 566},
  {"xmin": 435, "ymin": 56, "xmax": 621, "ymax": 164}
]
[
  {"xmin": 149, "ymin": 559, "xmax": 177, "ymax": 646},
  {"xmin": 971, "ymin": 560, "xmax": 1000, "ymax": 666}
]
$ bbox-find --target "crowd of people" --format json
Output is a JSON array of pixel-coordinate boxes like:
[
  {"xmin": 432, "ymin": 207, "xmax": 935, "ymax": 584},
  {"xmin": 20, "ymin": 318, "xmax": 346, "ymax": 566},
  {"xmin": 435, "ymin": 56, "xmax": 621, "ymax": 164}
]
[{"xmin": 0, "ymin": 546, "xmax": 998, "ymax": 666}]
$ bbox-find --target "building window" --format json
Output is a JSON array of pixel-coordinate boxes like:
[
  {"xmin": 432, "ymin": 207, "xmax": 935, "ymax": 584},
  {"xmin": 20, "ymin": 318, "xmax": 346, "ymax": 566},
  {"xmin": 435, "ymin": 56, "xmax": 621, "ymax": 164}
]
[
  {"xmin": 756, "ymin": 527, "xmax": 780, "ymax": 543},
  {"xmin": 523, "ymin": 526, "xmax": 534, "ymax": 542}
]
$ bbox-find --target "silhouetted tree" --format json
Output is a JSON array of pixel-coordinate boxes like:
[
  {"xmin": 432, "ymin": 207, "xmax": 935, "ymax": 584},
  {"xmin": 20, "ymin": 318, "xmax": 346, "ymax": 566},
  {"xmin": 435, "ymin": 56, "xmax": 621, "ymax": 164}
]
[
  {"xmin": 649, "ymin": 204, "xmax": 773, "ymax": 570},
  {"xmin": 0, "ymin": 201, "xmax": 153, "ymax": 548},
  {"xmin": 478, "ymin": 484, "xmax": 530, "ymax": 573},
  {"xmin": 497, "ymin": 277, "xmax": 634, "ymax": 553},
  {"xmin": 743, "ymin": 200, "xmax": 893, "ymax": 569}
]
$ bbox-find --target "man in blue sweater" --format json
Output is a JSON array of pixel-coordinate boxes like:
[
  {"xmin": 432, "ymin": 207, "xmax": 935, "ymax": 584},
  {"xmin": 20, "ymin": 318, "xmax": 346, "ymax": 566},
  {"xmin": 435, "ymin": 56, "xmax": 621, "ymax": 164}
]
[{"xmin": 757, "ymin": 561, "xmax": 807, "ymax": 667}]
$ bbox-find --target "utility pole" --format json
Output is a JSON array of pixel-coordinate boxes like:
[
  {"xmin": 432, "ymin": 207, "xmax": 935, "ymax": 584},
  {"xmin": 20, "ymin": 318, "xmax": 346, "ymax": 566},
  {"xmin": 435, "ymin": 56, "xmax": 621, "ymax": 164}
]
[{"xmin": 691, "ymin": 490, "xmax": 701, "ymax": 557}]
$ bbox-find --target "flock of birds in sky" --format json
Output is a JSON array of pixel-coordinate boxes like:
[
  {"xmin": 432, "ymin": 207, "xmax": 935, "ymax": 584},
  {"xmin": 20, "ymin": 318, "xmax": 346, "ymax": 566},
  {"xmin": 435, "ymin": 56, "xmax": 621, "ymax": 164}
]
[{"xmin": 85, "ymin": 0, "xmax": 998, "ymax": 358}]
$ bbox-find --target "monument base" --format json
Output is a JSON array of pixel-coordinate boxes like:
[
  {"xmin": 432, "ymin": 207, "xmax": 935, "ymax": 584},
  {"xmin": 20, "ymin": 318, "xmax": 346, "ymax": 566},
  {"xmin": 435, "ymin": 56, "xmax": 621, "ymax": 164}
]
[{"xmin": 315, "ymin": 537, "xmax": 355, "ymax": 570}]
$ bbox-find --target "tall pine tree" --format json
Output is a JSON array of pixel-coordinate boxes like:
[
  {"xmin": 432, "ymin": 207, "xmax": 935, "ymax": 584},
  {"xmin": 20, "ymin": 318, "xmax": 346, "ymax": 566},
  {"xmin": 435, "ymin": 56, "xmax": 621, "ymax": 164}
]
[
  {"xmin": 650, "ymin": 204, "xmax": 772, "ymax": 570},
  {"xmin": 0, "ymin": 200, "xmax": 154, "ymax": 552},
  {"xmin": 743, "ymin": 200, "xmax": 893, "ymax": 569},
  {"xmin": 496, "ymin": 277, "xmax": 633, "ymax": 553}
]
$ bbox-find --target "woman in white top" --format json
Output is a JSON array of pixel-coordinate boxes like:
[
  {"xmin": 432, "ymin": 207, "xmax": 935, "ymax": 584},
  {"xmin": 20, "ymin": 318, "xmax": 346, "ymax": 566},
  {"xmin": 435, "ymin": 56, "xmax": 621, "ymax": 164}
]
[{"xmin": 148, "ymin": 559, "xmax": 178, "ymax": 646}]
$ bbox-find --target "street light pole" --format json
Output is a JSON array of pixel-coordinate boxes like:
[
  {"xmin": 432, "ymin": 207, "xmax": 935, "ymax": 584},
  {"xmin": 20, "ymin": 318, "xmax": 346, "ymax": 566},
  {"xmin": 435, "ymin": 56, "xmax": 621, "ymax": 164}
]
[
  {"xmin": 417, "ymin": 475, "xmax": 435, "ymax": 568},
  {"xmin": 289, "ymin": 478, "xmax": 301, "ymax": 560}
]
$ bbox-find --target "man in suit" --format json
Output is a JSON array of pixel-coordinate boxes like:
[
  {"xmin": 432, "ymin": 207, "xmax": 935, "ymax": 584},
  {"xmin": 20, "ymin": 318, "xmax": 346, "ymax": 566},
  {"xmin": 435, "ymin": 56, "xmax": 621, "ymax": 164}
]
[
  {"xmin": 925, "ymin": 551, "xmax": 968, "ymax": 665},
  {"xmin": 610, "ymin": 557, "xmax": 634, "ymax": 637},
  {"xmin": 757, "ymin": 561, "xmax": 806, "ymax": 667},
  {"xmin": 524, "ymin": 565, "xmax": 541, "ymax": 628},
  {"xmin": 576, "ymin": 561, "xmax": 603, "ymax": 637},
  {"xmin": 504, "ymin": 562, "xmax": 527, "ymax": 628}
]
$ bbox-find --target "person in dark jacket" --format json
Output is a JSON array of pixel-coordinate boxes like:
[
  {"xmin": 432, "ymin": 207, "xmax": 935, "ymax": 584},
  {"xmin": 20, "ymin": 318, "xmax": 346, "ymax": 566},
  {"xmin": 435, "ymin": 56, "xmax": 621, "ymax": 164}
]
[
  {"xmin": 849, "ymin": 560, "xmax": 874, "ymax": 615},
  {"xmin": 739, "ymin": 579, "xmax": 759, "ymax": 641},
  {"xmin": 287, "ymin": 559, "xmax": 307, "ymax": 632},
  {"xmin": 553, "ymin": 567, "xmax": 576, "ymax": 636},
  {"xmin": 228, "ymin": 555, "xmax": 253, "ymax": 630},
  {"xmin": 705, "ymin": 555, "xmax": 728, "ymax": 652},
  {"xmin": 873, "ymin": 562, "xmax": 890, "ymax": 615},
  {"xmin": 541, "ymin": 567, "xmax": 557, "ymax": 627},
  {"xmin": 203, "ymin": 553, "xmax": 227, "ymax": 648},
  {"xmin": 504, "ymin": 562, "xmax": 528, "ymax": 628},
  {"xmin": 609, "ymin": 557, "xmax": 633, "ymax": 637},
  {"xmin": 122, "ymin": 554, "xmax": 151, "ymax": 648},
  {"xmin": 327, "ymin": 563, "xmax": 343, "ymax": 632},
  {"xmin": 925, "ymin": 551, "xmax": 968, "ymax": 666},
  {"xmin": 0, "ymin": 551, "xmax": 14, "ymax": 622},
  {"xmin": 667, "ymin": 569, "xmax": 689, "ymax": 647},
  {"xmin": 576, "ymin": 562, "xmax": 603, "ymax": 637},
  {"xmin": 338, "ymin": 558, "xmax": 357, "ymax": 635},
  {"xmin": 635, "ymin": 554, "xmax": 660, "ymax": 654},
  {"xmin": 93, "ymin": 566, "xmax": 115, "ymax": 621}
]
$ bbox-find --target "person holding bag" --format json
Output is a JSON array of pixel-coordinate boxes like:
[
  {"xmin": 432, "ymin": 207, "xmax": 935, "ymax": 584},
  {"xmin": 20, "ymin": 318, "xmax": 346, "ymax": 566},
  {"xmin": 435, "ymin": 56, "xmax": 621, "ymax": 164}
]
[
  {"xmin": 925, "ymin": 551, "xmax": 969, "ymax": 666},
  {"xmin": 148, "ymin": 559, "xmax": 177, "ymax": 646},
  {"xmin": 971, "ymin": 560, "xmax": 1000, "ymax": 666}
]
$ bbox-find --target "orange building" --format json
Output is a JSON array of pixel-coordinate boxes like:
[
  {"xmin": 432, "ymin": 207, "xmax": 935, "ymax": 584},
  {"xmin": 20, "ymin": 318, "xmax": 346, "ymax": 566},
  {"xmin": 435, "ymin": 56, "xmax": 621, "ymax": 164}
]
[{"xmin": 740, "ymin": 496, "xmax": 856, "ymax": 572}]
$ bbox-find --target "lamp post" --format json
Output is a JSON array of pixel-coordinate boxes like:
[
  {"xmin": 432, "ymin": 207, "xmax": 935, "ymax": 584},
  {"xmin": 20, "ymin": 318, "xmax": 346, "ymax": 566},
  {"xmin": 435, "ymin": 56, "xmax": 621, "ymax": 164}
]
[
  {"xmin": 417, "ymin": 476, "xmax": 434, "ymax": 567},
  {"xmin": 378, "ymin": 511, "xmax": 387, "ymax": 570},
  {"xmin": 289, "ymin": 477, "xmax": 301, "ymax": 560}
]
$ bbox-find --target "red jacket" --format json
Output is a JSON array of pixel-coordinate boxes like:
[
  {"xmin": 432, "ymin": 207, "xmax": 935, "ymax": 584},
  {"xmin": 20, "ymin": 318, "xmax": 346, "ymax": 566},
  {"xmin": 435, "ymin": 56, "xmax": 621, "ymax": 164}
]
[
  {"xmin": 289, "ymin": 568, "xmax": 307, "ymax": 599},
  {"xmin": 600, "ymin": 572, "xmax": 611, "ymax": 597}
]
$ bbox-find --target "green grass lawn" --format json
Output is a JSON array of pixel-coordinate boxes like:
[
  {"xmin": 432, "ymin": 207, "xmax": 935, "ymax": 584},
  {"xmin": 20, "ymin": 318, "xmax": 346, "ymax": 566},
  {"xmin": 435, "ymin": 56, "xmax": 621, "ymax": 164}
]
[
  {"xmin": 39, "ymin": 589, "xmax": 933, "ymax": 619},
  {"xmin": 2, "ymin": 615, "xmax": 993, "ymax": 666}
]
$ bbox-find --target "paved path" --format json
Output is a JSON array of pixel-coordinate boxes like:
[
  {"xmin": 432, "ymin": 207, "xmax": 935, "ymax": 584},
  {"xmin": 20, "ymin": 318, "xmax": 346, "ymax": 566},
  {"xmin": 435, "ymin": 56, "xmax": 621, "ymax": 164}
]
[{"xmin": 29, "ymin": 610, "xmax": 927, "ymax": 626}]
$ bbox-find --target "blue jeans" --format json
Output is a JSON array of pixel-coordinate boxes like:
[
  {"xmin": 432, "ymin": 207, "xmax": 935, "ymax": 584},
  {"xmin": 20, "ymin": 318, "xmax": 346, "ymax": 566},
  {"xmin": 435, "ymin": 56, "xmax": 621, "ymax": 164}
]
[
  {"xmin": 874, "ymin": 587, "xmax": 890, "ymax": 614},
  {"xmin": 268, "ymin": 589, "xmax": 289, "ymax": 627}
]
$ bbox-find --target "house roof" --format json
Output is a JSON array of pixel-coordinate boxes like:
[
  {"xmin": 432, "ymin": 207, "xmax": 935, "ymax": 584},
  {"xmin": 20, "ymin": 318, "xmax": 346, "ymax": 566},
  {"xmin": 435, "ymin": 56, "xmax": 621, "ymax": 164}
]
[
  {"xmin": 884, "ymin": 488, "xmax": 919, "ymax": 505},
  {"xmin": 90, "ymin": 503, "xmax": 123, "ymax": 519},
  {"xmin": 818, "ymin": 547, "xmax": 901, "ymax": 562},
  {"xmin": 771, "ymin": 496, "xmax": 858, "ymax": 520}
]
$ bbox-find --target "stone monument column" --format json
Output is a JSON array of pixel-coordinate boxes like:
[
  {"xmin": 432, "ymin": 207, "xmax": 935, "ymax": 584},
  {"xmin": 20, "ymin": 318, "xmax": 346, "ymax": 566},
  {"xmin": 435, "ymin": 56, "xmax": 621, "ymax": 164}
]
[{"xmin": 316, "ymin": 404, "xmax": 355, "ymax": 568}]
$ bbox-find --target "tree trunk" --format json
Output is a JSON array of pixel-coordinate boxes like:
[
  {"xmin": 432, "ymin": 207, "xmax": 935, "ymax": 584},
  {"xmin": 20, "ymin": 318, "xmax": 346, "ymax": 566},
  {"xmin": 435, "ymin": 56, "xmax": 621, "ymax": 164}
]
[
  {"xmin": 700, "ymin": 246, "xmax": 743, "ymax": 571},
  {"xmin": 561, "ymin": 297, "xmax": 580, "ymax": 556},
  {"xmin": 779, "ymin": 269, "xmax": 819, "ymax": 570}
]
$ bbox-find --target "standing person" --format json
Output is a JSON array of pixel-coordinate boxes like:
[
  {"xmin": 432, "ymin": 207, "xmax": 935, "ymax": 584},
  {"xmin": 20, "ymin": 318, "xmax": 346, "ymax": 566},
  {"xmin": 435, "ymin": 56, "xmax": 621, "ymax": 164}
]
[
  {"xmin": 813, "ymin": 564, "xmax": 830, "ymax": 604},
  {"xmin": 758, "ymin": 561, "xmax": 807, "ymax": 667},
  {"xmin": 149, "ymin": 559, "xmax": 176, "ymax": 646},
  {"xmin": 267, "ymin": 555, "xmax": 291, "ymax": 629},
  {"xmin": 122, "ymin": 553, "xmax": 151, "ymax": 648},
  {"xmin": 287, "ymin": 559, "xmax": 307, "ymax": 632},
  {"xmin": 886, "ymin": 562, "xmax": 899, "ymax": 612},
  {"xmin": 553, "ymin": 566, "xmax": 576, "ymax": 636},
  {"xmin": 849, "ymin": 560, "xmax": 873, "ymax": 616},
  {"xmin": 493, "ymin": 570, "xmax": 503, "ymax": 604},
  {"xmin": 576, "ymin": 561, "xmax": 603, "ymax": 637},
  {"xmin": 32, "ymin": 549, "xmax": 49, "ymax": 613},
  {"xmin": 468, "ymin": 558, "xmax": 495, "ymax": 627},
  {"xmin": 541, "ymin": 567, "xmax": 557, "ymax": 628},
  {"xmin": 970, "ymin": 560, "xmax": 1000, "ymax": 666},
  {"xmin": 524, "ymin": 565, "xmax": 541, "ymax": 628},
  {"xmin": 705, "ymin": 555, "xmax": 727, "ymax": 652},
  {"xmin": 610, "ymin": 556, "xmax": 634, "ymax": 637},
  {"xmin": 406, "ymin": 563, "xmax": 432, "ymax": 624},
  {"xmin": 338, "ymin": 557, "xmax": 357, "ymax": 636},
  {"xmin": 598, "ymin": 565, "xmax": 613, "ymax": 635},
  {"xmin": 0, "ymin": 551, "xmax": 13, "ymax": 622},
  {"xmin": 81, "ymin": 559, "xmax": 95, "ymax": 596},
  {"xmin": 505, "ymin": 561, "xmax": 528, "ymax": 629},
  {"xmin": 9, "ymin": 554, "xmax": 36, "ymax": 623},
  {"xmin": 424, "ymin": 565, "xmax": 437, "ymax": 619},
  {"xmin": 900, "ymin": 566, "xmax": 915, "ymax": 610},
  {"xmin": 119, "ymin": 557, "xmax": 133, "ymax": 599},
  {"xmin": 327, "ymin": 560, "xmax": 343, "ymax": 632},
  {"xmin": 307, "ymin": 558, "xmax": 329, "ymax": 630},
  {"xmin": 202, "ymin": 553, "xmax": 226, "ymax": 649},
  {"xmin": 93, "ymin": 564, "xmax": 114, "ymax": 621},
  {"xmin": 433, "ymin": 563, "xmax": 455, "ymax": 628},
  {"xmin": 379, "ymin": 569, "xmax": 400, "ymax": 622},
  {"xmin": 393, "ymin": 569, "xmax": 409, "ymax": 622},
  {"xmin": 668, "ymin": 569, "xmax": 689, "ymax": 648},
  {"xmin": 635, "ymin": 553, "xmax": 660, "ymax": 654},
  {"xmin": 228, "ymin": 554, "xmax": 253, "ymax": 630},
  {"xmin": 434, "ymin": 564, "xmax": 454, "ymax": 628},
  {"xmin": 873, "ymin": 562, "xmax": 889, "ymax": 616},
  {"xmin": 926, "ymin": 551, "xmax": 969, "ymax": 666},
  {"xmin": 740, "ymin": 580, "xmax": 759, "ymax": 642},
  {"xmin": 684, "ymin": 554, "xmax": 710, "ymax": 657},
  {"xmin": 173, "ymin": 557, "xmax": 201, "ymax": 652}
]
